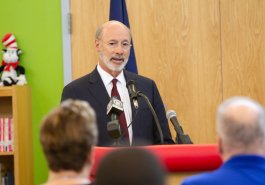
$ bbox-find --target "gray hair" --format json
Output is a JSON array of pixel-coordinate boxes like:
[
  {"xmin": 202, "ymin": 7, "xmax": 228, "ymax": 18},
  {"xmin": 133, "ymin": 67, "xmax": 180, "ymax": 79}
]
[
  {"xmin": 217, "ymin": 97, "xmax": 265, "ymax": 151},
  {"xmin": 95, "ymin": 24, "xmax": 104, "ymax": 40}
]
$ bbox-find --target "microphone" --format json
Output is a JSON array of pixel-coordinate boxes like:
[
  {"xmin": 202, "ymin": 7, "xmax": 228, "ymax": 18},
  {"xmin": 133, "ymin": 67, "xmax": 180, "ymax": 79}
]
[
  {"xmin": 107, "ymin": 96, "xmax": 123, "ymax": 119},
  {"xmin": 127, "ymin": 80, "xmax": 164, "ymax": 144},
  {"xmin": 106, "ymin": 97, "xmax": 124, "ymax": 141},
  {"xmin": 126, "ymin": 80, "xmax": 139, "ymax": 109},
  {"xmin": 166, "ymin": 110, "xmax": 193, "ymax": 144}
]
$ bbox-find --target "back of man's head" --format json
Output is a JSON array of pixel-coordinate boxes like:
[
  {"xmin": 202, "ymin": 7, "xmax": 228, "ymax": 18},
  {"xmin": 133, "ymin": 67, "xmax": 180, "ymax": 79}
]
[
  {"xmin": 217, "ymin": 97, "xmax": 265, "ymax": 158},
  {"xmin": 95, "ymin": 148, "xmax": 166, "ymax": 185},
  {"xmin": 40, "ymin": 99, "xmax": 98, "ymax": 172}
]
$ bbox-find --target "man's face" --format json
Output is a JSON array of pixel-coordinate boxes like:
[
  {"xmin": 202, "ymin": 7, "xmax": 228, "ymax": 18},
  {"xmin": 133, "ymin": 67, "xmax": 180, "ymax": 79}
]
[{"xmin": 96, "ymin": 23, "xmax": 131, "ymax": 76}]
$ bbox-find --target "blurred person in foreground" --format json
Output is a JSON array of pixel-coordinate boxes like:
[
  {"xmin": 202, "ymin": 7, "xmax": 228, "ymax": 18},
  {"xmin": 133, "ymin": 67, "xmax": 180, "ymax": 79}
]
[
  {"xmin": 95, "ymin": 148, "xmax": 166, "ymax": 185},
  {"xmin": 182, "ymin": 96, "xmax": 265, "ymax": 185},
  {"xmin": 40, "ymin": 99, "xmax": 98, "ymax": 185}
]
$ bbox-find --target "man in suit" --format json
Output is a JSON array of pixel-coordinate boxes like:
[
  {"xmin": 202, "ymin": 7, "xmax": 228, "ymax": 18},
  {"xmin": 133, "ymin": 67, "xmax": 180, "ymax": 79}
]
[
  {"xmin": 61, "ymin": 20, "xmax": 174, "ymax": 146},
  {"xmin": 181, "ymin": 97, "xmax": 265, "ymax": 185}
]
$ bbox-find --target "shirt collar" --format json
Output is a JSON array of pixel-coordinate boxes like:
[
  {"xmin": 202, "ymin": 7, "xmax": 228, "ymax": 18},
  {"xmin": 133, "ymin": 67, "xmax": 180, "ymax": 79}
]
[{"xmin": 97, "ymin": 64, "xmax": 126, "ymax": 86}]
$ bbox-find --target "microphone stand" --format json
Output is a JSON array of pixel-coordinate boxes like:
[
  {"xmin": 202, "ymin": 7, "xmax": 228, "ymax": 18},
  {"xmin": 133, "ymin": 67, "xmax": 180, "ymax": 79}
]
[
  {"xmin": 167, "ymin": 110, "xmax": 193, "ymax": 144},
  {"xmin": 175, "ymin": 132, "xmax": 193, "ymax": 144},
  {"xmin": 170, "ymin": 116, "xmax": 193, "ymax": 144},
  {"xmin": 137, "ymin": 92, "xmax": 164, "ymax": 144},
  {"xmin": 107, "ymin": 112, "xmax": 122, "ymax": 146},
  {"xmin": 107, "ymin": 119, "xmax": 121, "ymax": 146}
]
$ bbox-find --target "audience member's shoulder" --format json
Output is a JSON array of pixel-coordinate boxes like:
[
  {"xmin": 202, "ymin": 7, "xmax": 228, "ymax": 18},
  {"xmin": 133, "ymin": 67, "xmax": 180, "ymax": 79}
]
[
  {"xmin": 181, "ymin": 172, "xmax": 214, "ymax": 185},
  {"xmin": 181, "ymin": 168, "xmax": 238, "ymax": 185}
]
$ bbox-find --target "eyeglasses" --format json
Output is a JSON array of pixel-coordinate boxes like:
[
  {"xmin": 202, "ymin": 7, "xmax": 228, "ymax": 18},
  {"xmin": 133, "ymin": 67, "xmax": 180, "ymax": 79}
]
[{"xmin": 103, "ymin": 41, "xmax": 132, "ymax": 51}]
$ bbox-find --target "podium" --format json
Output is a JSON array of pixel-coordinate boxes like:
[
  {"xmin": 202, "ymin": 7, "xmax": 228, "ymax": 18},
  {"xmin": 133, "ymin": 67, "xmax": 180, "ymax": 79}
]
[{"xmin": 90, "ymin": 144, "xmax": 222, "ymax": 185}]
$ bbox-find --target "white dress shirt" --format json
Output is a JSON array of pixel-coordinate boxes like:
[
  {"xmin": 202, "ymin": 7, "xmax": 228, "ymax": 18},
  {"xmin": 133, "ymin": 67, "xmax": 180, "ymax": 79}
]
[{"xmin": 97, "ymin": 64, "xmax": 133, "ymax": 144}]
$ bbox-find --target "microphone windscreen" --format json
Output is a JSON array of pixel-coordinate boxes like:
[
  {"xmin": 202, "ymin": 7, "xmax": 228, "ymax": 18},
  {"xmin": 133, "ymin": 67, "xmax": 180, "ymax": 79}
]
[
  {"xmin": 126, "ymin": 80, "xmax": 138, "ymax": 99},
  {"xmin": 126, "ymin": 79, "xmax": 136, "ymax": 87},
  {"xmin": 166, "ymin": 110, "xmax": 177, "ymax": 120},
  {"xmin": 106, "ymin": 96, "xmax": 123, "ymax": 115}
]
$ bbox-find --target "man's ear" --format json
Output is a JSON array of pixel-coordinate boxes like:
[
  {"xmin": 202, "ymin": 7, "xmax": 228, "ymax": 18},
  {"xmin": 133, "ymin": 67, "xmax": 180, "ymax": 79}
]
[{"xmin": 95, "ymin": 39, "xmax": 100, "ymax": 52}]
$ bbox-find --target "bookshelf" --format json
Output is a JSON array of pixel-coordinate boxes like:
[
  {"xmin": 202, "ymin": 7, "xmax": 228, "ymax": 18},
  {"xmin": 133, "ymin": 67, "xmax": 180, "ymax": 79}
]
[{"xmin": 0, "ymin": 86, "xmax": 33, "ymax": 185}]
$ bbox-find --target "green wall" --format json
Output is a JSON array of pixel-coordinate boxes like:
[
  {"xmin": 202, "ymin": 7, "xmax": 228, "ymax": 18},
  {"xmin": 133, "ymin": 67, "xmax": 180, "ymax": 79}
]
[{"xmin": 0, "ymin": 0, "xmax": 64, "ymax": 184}]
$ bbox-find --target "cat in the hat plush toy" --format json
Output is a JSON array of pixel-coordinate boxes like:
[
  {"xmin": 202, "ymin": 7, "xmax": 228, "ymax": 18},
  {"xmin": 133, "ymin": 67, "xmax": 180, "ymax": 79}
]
[{"xmin": 0, "ymin": 33, "xmax": 27, "ymax": 86}]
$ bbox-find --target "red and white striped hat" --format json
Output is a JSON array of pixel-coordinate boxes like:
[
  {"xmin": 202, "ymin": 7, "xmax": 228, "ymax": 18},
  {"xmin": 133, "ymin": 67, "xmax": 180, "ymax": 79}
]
[{"xmin": 2, "ymin": 33, "xmax": 18, "ymax": 49}]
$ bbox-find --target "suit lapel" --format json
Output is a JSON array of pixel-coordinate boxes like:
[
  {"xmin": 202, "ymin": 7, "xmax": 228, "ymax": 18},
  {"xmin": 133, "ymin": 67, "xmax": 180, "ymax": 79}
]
[{"xmin": 87, "ymin": 68, "xmax": 110, "ymax": 111}]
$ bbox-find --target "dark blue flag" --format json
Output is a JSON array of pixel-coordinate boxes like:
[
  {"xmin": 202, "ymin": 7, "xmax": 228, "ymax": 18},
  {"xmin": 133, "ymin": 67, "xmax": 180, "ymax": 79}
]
[{"xmin": 109, "ymin": 0, "xmax": 138, "ymax": 74}]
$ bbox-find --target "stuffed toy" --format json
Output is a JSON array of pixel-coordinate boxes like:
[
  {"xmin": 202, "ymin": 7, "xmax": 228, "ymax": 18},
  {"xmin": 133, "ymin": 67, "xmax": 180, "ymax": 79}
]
[{"xmin": 0, "ymin": 33, "xmax": 27, "ymax": 86}]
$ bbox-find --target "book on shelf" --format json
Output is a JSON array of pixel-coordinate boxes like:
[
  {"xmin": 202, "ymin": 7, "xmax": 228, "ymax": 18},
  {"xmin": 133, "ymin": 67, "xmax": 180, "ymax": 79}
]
[
  {"xmin": 0, "ymin": 117, "xmax": 14, "ymax": 153},
  {"xmin": 0, "ymin": 163, "xmax": 14, "ymax": 185}
]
